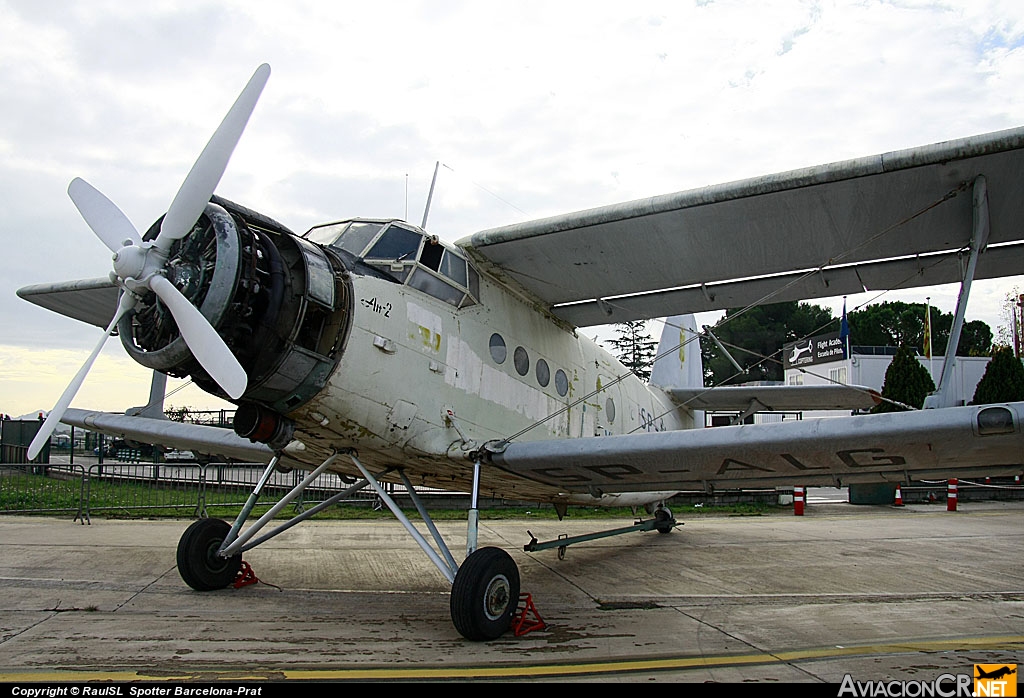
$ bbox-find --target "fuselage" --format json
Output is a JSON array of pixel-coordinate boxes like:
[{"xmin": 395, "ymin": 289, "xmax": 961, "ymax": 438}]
[
  {"xmin": 118, "ymin": 205, "xmax": 695, "ymax": 503},
  {"xmin": 287, "ymin": 219, "xmax": 693, "ymax": 501}
]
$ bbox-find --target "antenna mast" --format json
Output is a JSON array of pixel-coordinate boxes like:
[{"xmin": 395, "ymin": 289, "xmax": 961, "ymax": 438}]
[{"xmin": 421, "ymin": 161, "xmax": 440, "ymax": 229}]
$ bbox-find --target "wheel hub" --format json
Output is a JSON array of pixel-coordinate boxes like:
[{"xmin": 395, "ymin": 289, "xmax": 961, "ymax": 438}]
[{"xmin": 484, "ymin": 574, "xmax": 511, "ymax": 620}]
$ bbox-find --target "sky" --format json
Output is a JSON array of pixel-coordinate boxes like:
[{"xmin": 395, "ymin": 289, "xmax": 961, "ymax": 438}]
[{"xmin": 1, "ymin": 0, "xmax": 1023, "ymax": 418}]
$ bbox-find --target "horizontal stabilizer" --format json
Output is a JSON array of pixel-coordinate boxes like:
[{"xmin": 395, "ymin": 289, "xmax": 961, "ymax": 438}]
[{"xmin": 667, "ymin": 384, "xmax": 880, "ymax": 412}]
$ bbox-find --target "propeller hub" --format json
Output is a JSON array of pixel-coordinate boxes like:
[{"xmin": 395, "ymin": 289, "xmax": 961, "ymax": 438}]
[{"xmin": 112, "ymin": 243, "xmax": 148, "ymax": 281}]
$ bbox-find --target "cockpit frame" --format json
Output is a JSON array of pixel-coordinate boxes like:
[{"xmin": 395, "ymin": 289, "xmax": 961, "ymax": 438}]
[{"xmin": 305, "ymin": 219, "xmax": 480, "ymax": 308}]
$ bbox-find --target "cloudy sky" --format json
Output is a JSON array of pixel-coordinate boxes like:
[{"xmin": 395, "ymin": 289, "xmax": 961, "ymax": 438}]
[{"xmin": 1, "ymin": 0, "xmax": 1023, "ymax": 417}]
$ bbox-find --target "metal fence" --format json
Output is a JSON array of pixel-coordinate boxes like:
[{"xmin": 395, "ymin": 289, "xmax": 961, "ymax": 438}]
[{"xmin": 0, "ymin": 459, "xmax": 382, "ymax": 523}]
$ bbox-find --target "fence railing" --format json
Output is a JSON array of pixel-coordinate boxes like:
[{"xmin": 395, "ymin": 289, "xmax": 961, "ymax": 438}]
[
  {"xmin": 4, "ymin": 457, "xmax": 1021, "ymax": 521},
  {"xmin": 0, "ymin": 460, "xmax": 381, "ymax": 523}
]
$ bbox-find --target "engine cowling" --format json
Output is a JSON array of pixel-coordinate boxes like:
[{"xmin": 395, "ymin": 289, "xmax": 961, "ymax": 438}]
[{"xmin": 118, "ymin": 196, "xmax": 353, "ymax": 416}]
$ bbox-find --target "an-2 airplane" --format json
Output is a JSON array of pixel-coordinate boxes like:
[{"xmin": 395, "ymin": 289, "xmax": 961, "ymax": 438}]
[{"xmin": 18, "ymin": 64, "xmax": 1024, "ymax": 641}]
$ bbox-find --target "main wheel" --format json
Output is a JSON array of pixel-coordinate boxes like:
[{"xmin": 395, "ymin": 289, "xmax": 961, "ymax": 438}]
[
  {"xmin": 176, "ymin": 518, "xmax": 242, "ymax": 591},
  {"xmin": 450, "ymin": 547, "xmax": 520, "ymax": 641}
]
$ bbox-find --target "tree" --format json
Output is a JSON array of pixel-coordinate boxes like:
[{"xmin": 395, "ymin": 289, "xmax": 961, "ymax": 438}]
[
  {"xmin": 972, "ymin": 346, "xmax": 1024, "ymax": 404},
  {"xmin": 165, "ymin": 405, "xmax": 193, "ymax": 423},
  {"xmin": 847, "ymin": 301, "xmax": 991, "ymax": 357},
  {"xmin": 700, "ymin": 301, "xmax": 836, "ymax": 386},
  {"xmin": 960, "ymin": 320, "xmax": 994, "ymax": 357},
  {"xmin": 995, "ymin": 286, "xmax": 1022, "ymax": 350},
  {"xmin": 607, "ymin": 320, "xmax": 658, "ymax": 382},
  {"xmin": 873, "ymin": 344, "xmax": 935, "ymax": 412}
]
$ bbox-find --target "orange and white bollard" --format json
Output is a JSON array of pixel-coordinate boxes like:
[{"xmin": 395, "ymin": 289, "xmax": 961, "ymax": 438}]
[
  {"xmin": 894, "ymin": 485, "xmax": 904, "ymax": 507},
  {"xmin": 947, "ymin": 478, "xmax": 958, "ymax": 512},
  {"xmin": 794, "ymin": 486, "xmax": 805, "ymax": 516}
]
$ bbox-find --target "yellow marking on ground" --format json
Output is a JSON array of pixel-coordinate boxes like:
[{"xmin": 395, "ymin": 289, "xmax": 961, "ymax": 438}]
[{"xmin": 2, "ymin": 635, "xmax": 1021, "ymax": 682}]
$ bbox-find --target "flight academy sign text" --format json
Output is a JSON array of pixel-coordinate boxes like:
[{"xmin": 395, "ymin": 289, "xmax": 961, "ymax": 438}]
[{"xmin": 783, "ymin": 331, "xmax": 847, "ymax": 370}]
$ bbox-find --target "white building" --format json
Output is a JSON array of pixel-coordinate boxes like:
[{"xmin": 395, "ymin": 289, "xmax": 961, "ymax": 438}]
[{"xmin": 785, "ymin": 348, "xmax": 991, "ymax": 412}]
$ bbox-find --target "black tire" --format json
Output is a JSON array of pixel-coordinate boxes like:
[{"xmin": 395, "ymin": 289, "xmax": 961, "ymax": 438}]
[
  {"xmin": 654, "ymin": 508, "xmax": 675, "ymax": 534},
  {"xmin": 450, "ymin": 547, "xmax": 520, "ymax": 641},
  {"xmin": 176, "ymin": 518, "xmax": 242, "ymax": 591}
]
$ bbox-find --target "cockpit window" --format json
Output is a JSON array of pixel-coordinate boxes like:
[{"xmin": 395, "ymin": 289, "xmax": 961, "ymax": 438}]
[
  {"xmin": 305, "ymin": 218, "xmax": 482, "ymax": 309},
  {"xmin": 340, "ymin": 222, "xmax": 385, "ymax": 255},
  {"xmin": 419, "ymin": 239, "xmax": 443, "ymax": 270},
  {"xmin": 408, "ymin": 268, "xmax": 465, "ymax": 306},
  {"xmin": 304, "ymin": 222, "xmax": 349, "ymax": 246},
  {"xmin": 439, "ymin": 251, "xmax": 468, "ymax": 287},
  {"xmin": 305, "ymin": 221, "xmax": 384, "ymax": 256},
  {"xmin": 364, "ymin": 224, "xmax": 422, "ymax": 261}
]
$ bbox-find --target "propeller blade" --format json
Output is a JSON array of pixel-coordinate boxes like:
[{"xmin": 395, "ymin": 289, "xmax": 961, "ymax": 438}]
[
  {"xmin": 155, "ymin": 63, "xmax": 271, "ymax": 252},
  {"xmin": 27, "ymin": 293, "xmax": 137, "ymax": 460},
  {"xmin": 149, "ymin": 274, "xmax": 247, "ymax": 399},
  {"xmin": 68, "ymin": 177, "xmax": 142, "ymax": 252}
]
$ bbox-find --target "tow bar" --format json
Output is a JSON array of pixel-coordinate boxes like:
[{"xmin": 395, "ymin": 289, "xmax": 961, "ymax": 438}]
[{"xmin": 524, "ymin": 517, "xmax": 679, "ymax": 560}]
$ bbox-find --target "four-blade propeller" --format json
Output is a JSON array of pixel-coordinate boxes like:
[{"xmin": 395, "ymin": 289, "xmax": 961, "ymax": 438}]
[{"xmin": 27, "ymin": 63, "xmax": 270, "ymax": 460}]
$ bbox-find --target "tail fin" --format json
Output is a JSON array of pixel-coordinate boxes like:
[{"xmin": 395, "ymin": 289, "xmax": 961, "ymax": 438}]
[
  {"xmin": 650, "ymin": 314, "xmax": 704, "ymax": 390},
  {"xmin": 650, "ymin": 314, "xmax": 705, "ymax": 428}
]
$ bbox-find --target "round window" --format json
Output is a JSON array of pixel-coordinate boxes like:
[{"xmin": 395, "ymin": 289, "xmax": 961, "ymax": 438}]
[
  {"xmin": 536, "ymin": 359, "xmax": 550, "ymax": 387},
  {"xmin": 606, "ymin": 397, "xmax": 616, "ymax": 423},
  {"xmin": 513, "ymin": 346, "xmax": 530, "ymax": 377},
  {"xmin": 489, "ymin": 333, "xmax": 507, "ymax": 364},
  {"xmin": 555, "ymin": 369, "xmax": 569, "ymax": 397}
]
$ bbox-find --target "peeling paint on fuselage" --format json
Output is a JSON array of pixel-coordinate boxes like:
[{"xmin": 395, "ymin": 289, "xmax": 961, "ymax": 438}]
[{"xmin": 287, "ymin": 264, "xmax": 693, "ymax": 500}]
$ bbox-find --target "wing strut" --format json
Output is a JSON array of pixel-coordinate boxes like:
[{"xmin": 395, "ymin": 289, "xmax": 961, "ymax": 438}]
[{"xmin": 925, "ymin": 175, "xmax": 989, "ymax": 409}]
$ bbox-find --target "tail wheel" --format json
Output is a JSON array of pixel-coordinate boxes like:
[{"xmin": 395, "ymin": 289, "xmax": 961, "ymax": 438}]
[
  {"xmin": 177, "ymin": 518, "xmax": 242, "ymax": 591},
  {"xmin": 450, "ymin": 547, "xmax": 520, "ymax": 641},
  {"xmin": 654, "ymin": 508, "xmax": 675, "ymax": 534}
]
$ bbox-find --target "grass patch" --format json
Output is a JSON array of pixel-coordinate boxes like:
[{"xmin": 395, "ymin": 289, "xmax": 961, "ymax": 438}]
[{"xmin": 2, "ymin": 469, "xmax": 785, "ymax": 520}]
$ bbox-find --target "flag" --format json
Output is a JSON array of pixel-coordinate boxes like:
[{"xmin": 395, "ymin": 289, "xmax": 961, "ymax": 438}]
[
  {"xmin": 924, "ymin": 300, "xmax": 932, "ymax": 360},
  {"xmin": 840, "ymin": 298, "xmax": 850, "ymax": 359}
]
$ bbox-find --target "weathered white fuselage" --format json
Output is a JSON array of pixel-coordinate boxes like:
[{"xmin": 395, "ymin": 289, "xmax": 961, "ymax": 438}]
[{"xmin": 282, "ymin": 229, "xmax": 694, "ymax": 503}]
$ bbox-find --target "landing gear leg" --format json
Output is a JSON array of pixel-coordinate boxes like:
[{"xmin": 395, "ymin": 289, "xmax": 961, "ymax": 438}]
[{"xmin": 348, "ymin": 452, "xmax": 522, "ymax": 641}]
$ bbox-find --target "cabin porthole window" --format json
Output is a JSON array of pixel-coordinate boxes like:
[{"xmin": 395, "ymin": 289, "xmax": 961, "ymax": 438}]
[
  {"xmin": 536, "ymin": 359, "xmax": 550, "ymax": 387},
  {"xmin": 555, "ymin": 369, "xmax": 569, "ymax": 397},
  {"xmin": 606, "ymin": 397, "xmax": 616, "ymax": 423},
  {"xmin": 513, "ymin": 346, "xmax": 530, "ymax": 377},
  {"xmin": 489, "ymin": 333, "xmax": 507, "ymax": 364}
]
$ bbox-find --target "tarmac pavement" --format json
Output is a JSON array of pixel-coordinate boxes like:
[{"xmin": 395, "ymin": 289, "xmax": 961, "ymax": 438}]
[{"xmin": 0, "ymin": 500, "xmax": 1021, "ymax": 683}]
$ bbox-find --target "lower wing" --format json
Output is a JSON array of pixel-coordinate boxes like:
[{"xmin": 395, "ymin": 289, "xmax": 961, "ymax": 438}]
[
  {"xmin": 486, "ymin": 403, "xmax": 1023, "ymax": 493},
  {"xmin": 61, "ymin": 408, "xmax": 272, "ymax": 464}
]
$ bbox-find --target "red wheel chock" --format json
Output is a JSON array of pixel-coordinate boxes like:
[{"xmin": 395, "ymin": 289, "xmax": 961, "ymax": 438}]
[
  {"xmin": 512, "ymin": 593, "xmax": 546, "ymax": 636},
  {"xmin": 233, "ymin": 560, "xmax": 259, "ymax": 588}
]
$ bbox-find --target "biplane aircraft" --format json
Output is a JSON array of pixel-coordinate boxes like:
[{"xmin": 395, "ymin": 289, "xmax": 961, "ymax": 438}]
[{"xmin": 18, "ymin": 64, "xmax": 1024, "ymax": 640}]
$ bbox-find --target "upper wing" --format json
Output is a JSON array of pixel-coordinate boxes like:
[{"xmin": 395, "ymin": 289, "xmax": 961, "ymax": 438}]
[
  {"xmin": 17, "ymin": 277, "xmax": 119, "ymax": 329},
  {"xmin": 61, "ymin": 408, "xmax": 274, "ymax": 464},
  {"xmin": 459, "ymin": 126, "xmax": 1024, "ymax": 326},
  {"xmin": 486, "ymin": 402, "xmax": 1024, "ymax": 492}
]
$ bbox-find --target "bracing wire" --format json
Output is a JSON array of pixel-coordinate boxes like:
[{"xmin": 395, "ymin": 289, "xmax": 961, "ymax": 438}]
[{"xmin": 494, "ymin": 181, "xmax": 971, "ymax": 446}]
